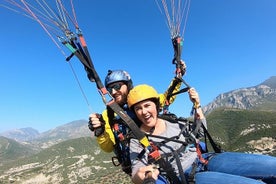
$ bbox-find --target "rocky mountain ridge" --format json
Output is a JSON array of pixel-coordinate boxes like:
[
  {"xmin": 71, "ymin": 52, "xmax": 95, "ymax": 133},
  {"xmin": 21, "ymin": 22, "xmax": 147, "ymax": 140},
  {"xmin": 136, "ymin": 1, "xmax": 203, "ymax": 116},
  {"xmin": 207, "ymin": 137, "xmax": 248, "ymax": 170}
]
[
  {"xmin": 0, "ymin": 127, "xmax": 39, "ymax": 142},
  {"xmin": 203, "ymin": 76, "xmax": 276, "ymax": 114}
]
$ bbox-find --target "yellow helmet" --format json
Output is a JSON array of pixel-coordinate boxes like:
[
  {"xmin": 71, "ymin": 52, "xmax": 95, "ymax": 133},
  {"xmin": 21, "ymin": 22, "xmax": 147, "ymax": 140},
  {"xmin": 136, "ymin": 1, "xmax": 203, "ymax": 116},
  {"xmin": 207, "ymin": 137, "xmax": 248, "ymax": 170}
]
[{"xmin": 127, "ymin": 84, "xmax": 159, "ymax": 108}]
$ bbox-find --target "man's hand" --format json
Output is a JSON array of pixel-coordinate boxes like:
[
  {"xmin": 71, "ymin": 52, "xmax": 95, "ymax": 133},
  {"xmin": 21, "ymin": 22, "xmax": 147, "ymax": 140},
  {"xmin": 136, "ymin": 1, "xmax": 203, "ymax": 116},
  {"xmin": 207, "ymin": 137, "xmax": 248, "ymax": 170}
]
[{"xmin": 88, "ymin": 113, "xmax": 105, "ymax": 137}]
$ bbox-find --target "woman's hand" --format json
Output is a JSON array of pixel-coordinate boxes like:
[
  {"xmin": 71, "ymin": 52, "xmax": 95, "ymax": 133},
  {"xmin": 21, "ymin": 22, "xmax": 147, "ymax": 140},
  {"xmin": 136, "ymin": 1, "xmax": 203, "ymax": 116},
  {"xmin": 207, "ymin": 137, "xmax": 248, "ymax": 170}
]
[
  {"xmin": 132, "ymin": 165, "xmax": 159, "ymax": 184},
  {"xmin": 188, "ymin": 88, "xmax": 205, "ymax": 119},
  {"xmin": 188, "ymin": 87, "xmax": 200, "ymax": 106}
]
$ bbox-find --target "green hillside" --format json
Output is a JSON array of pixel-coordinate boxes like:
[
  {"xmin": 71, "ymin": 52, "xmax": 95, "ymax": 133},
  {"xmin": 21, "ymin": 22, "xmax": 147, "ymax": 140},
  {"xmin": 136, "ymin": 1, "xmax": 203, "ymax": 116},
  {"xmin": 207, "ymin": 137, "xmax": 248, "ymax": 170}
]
[
  {"xmin": 0, "ymin": 136, "xmax": 36, "ymax": 164},
  {"xmin": 0, "ymin": 137, "xmax": 131, "ymax": 183},
  {"xmin": 206, "ymin": 108, "xmax": 276, "ymax": 155}
]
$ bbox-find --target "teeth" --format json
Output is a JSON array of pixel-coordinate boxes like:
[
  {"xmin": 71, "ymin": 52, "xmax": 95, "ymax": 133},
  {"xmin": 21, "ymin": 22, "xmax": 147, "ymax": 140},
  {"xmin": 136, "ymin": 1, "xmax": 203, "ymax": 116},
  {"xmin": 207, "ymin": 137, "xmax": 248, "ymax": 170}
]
[{"xmin": 144, "ymin": 115, "xmax": 151, "ymax": 120}]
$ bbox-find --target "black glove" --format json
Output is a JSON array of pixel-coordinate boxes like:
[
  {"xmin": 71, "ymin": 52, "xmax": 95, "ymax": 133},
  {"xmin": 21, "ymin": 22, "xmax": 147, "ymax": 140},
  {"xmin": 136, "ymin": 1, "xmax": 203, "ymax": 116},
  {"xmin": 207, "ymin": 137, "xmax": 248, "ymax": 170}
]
[{"xmin": 88, "ymin": 114, "xmax": 105, "ymax": 137}]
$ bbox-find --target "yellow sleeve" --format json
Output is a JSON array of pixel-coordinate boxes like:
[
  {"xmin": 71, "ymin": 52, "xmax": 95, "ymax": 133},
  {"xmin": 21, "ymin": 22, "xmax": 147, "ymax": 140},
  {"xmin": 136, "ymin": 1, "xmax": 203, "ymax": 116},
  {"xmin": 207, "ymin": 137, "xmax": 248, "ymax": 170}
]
[
  {"xmin": 159, "ymin": 77, "xmax": 181, "ymax": 107},
  {"xmin": 96, "ymin": 109, "xmax": 115, "ymax": 153}
]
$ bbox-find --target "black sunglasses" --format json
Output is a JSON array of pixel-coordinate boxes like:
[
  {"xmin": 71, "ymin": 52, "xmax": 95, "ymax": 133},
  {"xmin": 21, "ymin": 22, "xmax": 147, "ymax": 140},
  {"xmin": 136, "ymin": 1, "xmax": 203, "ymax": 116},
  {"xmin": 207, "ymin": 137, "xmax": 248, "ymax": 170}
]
[{"xmin": 107, "ymin": 83, "xmax": 124, "ymax": 93}]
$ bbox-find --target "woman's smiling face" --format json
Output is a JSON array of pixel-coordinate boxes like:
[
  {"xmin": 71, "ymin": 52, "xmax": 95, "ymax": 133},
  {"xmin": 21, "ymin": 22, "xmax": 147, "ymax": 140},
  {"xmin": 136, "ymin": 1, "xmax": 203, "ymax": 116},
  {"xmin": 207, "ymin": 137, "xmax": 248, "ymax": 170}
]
[{"xmin": 133, "ymin": 99, "xmax": 158, "ymax": 128}]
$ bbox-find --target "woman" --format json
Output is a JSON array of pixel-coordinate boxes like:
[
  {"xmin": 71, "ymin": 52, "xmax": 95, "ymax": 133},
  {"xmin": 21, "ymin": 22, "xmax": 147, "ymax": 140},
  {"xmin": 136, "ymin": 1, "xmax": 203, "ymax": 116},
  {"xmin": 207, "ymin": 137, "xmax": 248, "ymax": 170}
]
[{"xmin": 127, "ymin": 84, "xmax": 276, "ymax": 184}]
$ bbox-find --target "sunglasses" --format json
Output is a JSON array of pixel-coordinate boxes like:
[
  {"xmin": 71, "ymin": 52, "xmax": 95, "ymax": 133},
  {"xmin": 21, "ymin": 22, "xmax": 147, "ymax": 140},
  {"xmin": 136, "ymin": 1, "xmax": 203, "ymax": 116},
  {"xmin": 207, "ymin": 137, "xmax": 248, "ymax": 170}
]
[{"xmin": 107, "ymin": 83, "xmax": 124, "ymax": 93}]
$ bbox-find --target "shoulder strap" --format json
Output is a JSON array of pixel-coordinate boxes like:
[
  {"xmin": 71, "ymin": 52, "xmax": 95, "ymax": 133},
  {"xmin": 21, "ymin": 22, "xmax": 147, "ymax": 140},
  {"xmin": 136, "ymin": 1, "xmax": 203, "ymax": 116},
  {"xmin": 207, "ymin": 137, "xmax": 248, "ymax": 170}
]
[{"xmin": 107, "ymin": 106, "xmax": 115, "ymax": 126}]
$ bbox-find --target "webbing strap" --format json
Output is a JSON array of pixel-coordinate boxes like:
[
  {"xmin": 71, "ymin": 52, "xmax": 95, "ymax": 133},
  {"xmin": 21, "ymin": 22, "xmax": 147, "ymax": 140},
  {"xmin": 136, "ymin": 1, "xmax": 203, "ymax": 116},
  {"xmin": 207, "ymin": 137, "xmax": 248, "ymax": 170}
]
[
  {"xmin": 157, "ymin": 156, "xmax": 182, "ymax": 184},
  {"xmin": 165, "ymin": 77, "xmax": 182, "ymax": 103},
  {"xmin": 167, "ymin": 87, "xmax": 190, "ymax": 99},
  {"xmin": 139, "ymin": 141, "xmax": 183, "ymax": 184},
  {"xmin": 172, "ymin": 151, "xmax": 187, "ymax": 184},
  {"xmin": 202, "ymin": 124, "xmax": 223, "ymax": 153},
  {"xmin": 108, "ymin": 102, "xmax": 150, "ymax": 148}
]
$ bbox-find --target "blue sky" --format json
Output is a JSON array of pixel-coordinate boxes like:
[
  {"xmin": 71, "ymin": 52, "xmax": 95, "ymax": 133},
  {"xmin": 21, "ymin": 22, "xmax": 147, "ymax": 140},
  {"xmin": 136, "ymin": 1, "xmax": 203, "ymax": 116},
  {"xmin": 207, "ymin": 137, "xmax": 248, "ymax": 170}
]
[{"xmin": 0, "ymin": 0, "xmax": 275, "ymax": 133}]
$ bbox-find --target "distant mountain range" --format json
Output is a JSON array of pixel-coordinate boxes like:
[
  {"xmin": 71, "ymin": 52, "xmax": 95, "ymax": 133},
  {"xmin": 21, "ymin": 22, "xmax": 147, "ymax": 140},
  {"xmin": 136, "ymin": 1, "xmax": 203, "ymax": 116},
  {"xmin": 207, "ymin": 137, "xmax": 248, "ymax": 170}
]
[
  {"xmin": 1, "ymin": 76, "xmax": 275, "ymax": 143},
  {"xmin": 0, "ymin": 120, "xmax": 91, "ymax": 149},
  {"xmin": 0, "ymin": 76, "xmax": 275, "ymax": 183},
  {"xmin": 0, "ymin": 127, "xmax": 40, "ymax": 142}
]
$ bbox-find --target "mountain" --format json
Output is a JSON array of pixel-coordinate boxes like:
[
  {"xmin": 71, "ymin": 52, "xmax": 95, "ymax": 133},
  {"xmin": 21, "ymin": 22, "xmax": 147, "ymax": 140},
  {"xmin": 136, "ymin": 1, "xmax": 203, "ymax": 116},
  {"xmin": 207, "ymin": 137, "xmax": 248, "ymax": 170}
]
[
  {"xmin": 32, "ymin": 120, "xmax": 92, "ymax": 149},
  {"xmin": 206, "ymin": 108, "xmax": 276, "ymax": 155},
  {"xmin": 202, "ymin": 76, "xmax": 276, "ymax": 155},
  {"xmin": 0, "ymin": 120, "xmax": 92, "ymax": 149},
  {"xmin": 203, "ymin": 76, "xmax": 276, "ymax": 114},
  {"xmin": 0, "ymin": 136, "xmax": 37, "ymax": 165},
  {"xmin": 0, "ymin": 127, "xmax": 39, "ymax": 142},
  {"xmin": 261, "ymin": 76, "xmax": 276, "ymax": 88}
]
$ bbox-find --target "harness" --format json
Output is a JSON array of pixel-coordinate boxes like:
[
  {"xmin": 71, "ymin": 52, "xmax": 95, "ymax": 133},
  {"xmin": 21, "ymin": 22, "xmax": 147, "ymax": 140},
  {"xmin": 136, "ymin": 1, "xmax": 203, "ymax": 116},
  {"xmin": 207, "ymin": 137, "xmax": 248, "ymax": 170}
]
[
  {"xmin": 135, "ymin": 115, "xmax": 190, "ymax": 183},
  {"xmin": 107, "ymin": 105, "xmax": 138, "ymax": 175},
  {"xmin": 136, "ymin": 114, "xmax": 223, "ymax": 184}
]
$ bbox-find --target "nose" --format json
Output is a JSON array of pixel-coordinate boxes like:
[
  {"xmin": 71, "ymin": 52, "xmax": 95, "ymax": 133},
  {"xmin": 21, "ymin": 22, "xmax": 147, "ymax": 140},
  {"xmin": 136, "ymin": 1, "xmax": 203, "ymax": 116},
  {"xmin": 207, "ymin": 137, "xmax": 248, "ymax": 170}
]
[
  {"xmin": 111, "ymin": 88, "xmax": 117, "ymax": 94},
  {"xmin": 141, "ymin": 107, "xmax": 147, "ymax": 114}
]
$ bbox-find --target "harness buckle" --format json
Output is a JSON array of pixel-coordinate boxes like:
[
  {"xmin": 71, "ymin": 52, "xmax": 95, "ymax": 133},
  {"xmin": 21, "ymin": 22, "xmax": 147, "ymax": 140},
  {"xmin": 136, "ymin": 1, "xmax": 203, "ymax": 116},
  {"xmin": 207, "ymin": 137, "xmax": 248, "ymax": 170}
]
[
  {"xmin": 148, "ymin": 142, "xmax": 161, "ymax": 161},
  {"xmin": 118, "ymin": 133, "xmax": 125, "ymax": 141},
  {"xmin": 196, "ymin": 143, "xmax": 208, "ymax": 165},
  {"xmin": 111, "ymin": 156, "xmax": 121, "ymax": 166},
  {"xmin": 149, "ymin": 150, "xmax": 161, "ymax": 161}
]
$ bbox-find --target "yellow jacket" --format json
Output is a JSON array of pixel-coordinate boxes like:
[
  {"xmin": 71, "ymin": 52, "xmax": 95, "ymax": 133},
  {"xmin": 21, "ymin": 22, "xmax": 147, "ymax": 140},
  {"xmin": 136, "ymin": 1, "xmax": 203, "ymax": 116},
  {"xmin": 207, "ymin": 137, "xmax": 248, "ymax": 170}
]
[{"xmin": 96, "ymin": 78, "xmax": 181, "ymax": 152}]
